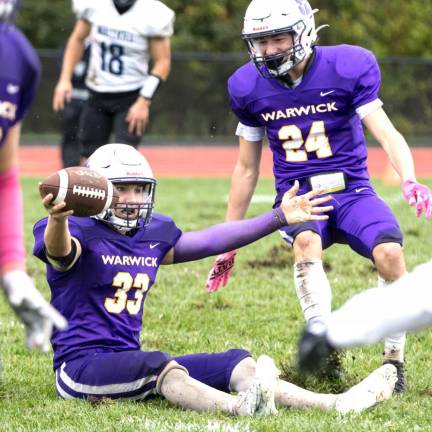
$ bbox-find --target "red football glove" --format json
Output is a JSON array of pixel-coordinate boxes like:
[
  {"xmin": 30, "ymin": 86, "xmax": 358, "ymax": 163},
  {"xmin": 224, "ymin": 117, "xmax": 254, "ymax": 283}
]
[
  {"xmin": 402, "ymin": 180, "xmax": 432, "ymax": 219},
  {"xmin": 206, "ymin": 250, "xmax": 237, "ymax": 293}
]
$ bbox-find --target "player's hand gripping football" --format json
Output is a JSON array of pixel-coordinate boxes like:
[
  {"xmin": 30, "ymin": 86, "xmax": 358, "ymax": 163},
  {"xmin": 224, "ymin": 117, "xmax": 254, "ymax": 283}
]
[
  {"xmin": 2, "ymin": 270, "xmax": 68, "ymax": 352},
  {"xmin": 206, "ymin": 250, "xmax": 237, "ymax": 293},
  {"xmin": 280, "ymin": 180, "xmax": 333, "ymax": 224},
  {"xmin": 402, "ymin": 180, "xmax": 432, "ymax": 219},
  {"xmin": 39, "ymin": 186, "xmax": 74, "ymax": 221}
]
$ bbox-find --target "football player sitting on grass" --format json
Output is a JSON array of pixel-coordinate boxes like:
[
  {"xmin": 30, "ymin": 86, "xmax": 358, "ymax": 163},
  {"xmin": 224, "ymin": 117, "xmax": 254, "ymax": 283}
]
[{"xmin": 34, "ymin": 143, "xmax": 396, "ymax": 415}]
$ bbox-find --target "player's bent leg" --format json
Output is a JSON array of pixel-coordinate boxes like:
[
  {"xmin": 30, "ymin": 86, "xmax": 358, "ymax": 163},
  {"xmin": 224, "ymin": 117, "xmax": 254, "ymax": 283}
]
[
  {"xmin": 173, "ymin": 349, "xmax": 272, "ymax": 416},
  {"xmin": 159, "ymin": 364, "xmax": 261, "ymax": 416},
  {"xmin": 334, "ymin": 364, "xmax": 397, "ymax": 414},
  {"xmin": 55, "ymin": 350, "xmax": 173, "ymax": 400},
  {"xmin": 373, "ymin": 242, "xmax": 407, "ymax": 394},
  {"xmin": 292, "ymin": 231, "xmax": 332, "ymax": 324}
]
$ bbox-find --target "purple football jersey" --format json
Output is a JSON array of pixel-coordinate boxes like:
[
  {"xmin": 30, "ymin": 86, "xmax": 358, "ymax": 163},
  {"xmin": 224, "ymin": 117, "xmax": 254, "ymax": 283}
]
[
  {"xmin": 0, "ymin": 23, "xmax": 40, "ymax": 146},
  {"xmin": 228, "ymin": 45, "xmax": 380, "ymax": 204},
  {"xmin": 33, "ymin": 213, "xmax": 182, "ymax": 369}
]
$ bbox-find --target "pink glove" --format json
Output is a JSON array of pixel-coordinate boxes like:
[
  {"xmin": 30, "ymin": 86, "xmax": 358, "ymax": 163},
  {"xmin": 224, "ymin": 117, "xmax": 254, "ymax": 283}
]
[
  {"xmin": 402, "ymin": 180, "xmax": 432, "ymax": 219},
  {"xmin": 206, "ymin": 250, "xmax": 237, "ymax": 293}
]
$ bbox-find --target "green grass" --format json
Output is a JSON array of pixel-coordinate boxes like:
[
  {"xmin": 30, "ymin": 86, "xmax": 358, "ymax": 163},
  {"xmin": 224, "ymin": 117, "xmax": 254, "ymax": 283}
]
[{"xmin": 1, "ymin": 176, "xmax": 432, "ymax": 431}]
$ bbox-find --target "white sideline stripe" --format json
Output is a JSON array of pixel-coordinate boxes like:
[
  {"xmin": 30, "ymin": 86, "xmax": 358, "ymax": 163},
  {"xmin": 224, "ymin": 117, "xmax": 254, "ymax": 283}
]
[
  {"xmin": 102, "ymin": 181, "xmax": 114, "ymax": 213},
  {"xmin": 53, "ymin": 169, "xmax": 68, "ymax": 205},
  {"xmin": 58, "ymin": 363, "xmax": 158, "ymax": 395}
]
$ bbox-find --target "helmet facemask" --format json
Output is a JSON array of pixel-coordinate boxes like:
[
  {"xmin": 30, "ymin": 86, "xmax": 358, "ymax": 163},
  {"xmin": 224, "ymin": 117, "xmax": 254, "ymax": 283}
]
[
  {"xmin": 242, "ymin": 0, "xmax": 326, "ymax": 79},
  {"xmin": 102, "ymin": 180, "xmax": 156, "ymax": 234},
  {"xmin": 244, "ymin": 21, "xmax": 307, "ymax": 78}
]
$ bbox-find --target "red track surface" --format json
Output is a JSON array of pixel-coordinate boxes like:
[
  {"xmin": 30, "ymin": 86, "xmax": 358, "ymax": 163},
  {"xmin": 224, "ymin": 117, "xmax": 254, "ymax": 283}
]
[{"xmin": 19, "ymin": 146, "xmax": 432, "ymax": 178}]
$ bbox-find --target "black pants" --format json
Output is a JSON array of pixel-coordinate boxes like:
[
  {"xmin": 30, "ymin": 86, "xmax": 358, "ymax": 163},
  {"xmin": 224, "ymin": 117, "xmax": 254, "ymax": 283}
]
[
  {"xmin": 61, "ymin": 98, "xmax": 86, "ymax": 167},
  {"xmin": 79, "ymin": 90, "xmax": 142, "ymax": 158}
]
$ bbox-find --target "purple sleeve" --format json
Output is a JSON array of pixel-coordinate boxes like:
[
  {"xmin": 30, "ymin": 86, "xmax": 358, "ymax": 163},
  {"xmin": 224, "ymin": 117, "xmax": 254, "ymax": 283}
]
[
  {"xmin": 0, "ymin": 24, "xmax": 40, "ymax": 145},
  {"xmin": 351, "ymin": 50, "xmax": 381, "ymax": 110},
  {"xmin": 173, "ymin": 208, "xmax": 287, "ymax": 263},
  {"xmin": 228, "ymin": 71, "xmax": 263, "ymax": 128}
]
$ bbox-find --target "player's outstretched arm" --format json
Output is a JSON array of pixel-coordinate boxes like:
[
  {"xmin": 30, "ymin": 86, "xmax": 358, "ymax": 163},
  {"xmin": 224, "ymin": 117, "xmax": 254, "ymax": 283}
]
[
  {"xmin": 39, "ymin": 189, "xmax": 82, "ymax": 271},
  {"xmin": 165, "ymin": 181, "xmax": 333, "ymax": 266}
]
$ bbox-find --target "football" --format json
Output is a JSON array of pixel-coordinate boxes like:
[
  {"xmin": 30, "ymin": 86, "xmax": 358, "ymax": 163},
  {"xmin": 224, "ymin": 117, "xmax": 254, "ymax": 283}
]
[{"xmin": 39, "ymin": 167, "xmax": 119, "ymax": 217}]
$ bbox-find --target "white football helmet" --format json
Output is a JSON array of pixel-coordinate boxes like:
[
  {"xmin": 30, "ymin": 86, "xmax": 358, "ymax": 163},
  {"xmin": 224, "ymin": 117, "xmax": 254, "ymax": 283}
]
[
  {"xmin": 242, "ymin": 0, "xmax": 326, "ymax": 78},
  {"xmin": 0, "ymin": 0, "xmax": 20, "ymax": 22},
  {"xmin": 86, "ymin": 144, "xmax": 156, "ymax": 233}
]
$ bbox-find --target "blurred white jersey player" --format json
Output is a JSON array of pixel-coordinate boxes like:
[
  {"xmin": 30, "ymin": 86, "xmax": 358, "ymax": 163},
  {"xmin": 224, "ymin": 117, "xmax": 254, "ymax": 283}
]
[
  {"xmin": 299, "ymin": 259, "xmax": 432, "ymax": 374},
  {"xmin": 53, "ymin": 0, "xmax": 175, "ymax": 160}
]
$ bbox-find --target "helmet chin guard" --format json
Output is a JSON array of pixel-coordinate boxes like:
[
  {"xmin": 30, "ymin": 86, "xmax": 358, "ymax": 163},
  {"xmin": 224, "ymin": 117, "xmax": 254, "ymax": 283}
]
[
  {"xmin": 242, "ymin": 0, "xmax": 327, "ymax": 78},
  {"xmin": 86, "ymin": 144, "xmax": 156, "ymax": 233}
]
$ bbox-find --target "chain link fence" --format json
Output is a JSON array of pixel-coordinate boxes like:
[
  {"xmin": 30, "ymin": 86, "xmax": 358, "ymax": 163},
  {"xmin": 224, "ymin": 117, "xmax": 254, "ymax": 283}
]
[{"xmin": 24, "ymin": 50, "xmax": 432, "ymax": 146}]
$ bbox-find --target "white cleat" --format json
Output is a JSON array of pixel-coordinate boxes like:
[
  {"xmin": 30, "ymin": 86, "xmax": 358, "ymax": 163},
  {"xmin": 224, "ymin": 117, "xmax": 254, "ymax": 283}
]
[
  {"xmin": 234, "ymin": 380, "xmax": 262, "ymax": 416},
  {"xmin": 255, "ymin": 355, "xmax": 279, "ymax": 416},
  {"xmin": 335, "ymin": 364, "xmax": 397, "ymax": 415}
]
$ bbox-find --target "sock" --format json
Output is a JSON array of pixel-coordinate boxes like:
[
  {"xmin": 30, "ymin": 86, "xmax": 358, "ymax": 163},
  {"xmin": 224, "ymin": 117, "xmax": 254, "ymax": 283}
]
[
  {"xmin": 379, "ymin": 276, "xmax": 406, "ymax": 362},
  {"xmin": 160, "ymin": 368, "xmax": 237, "ymax": 414},
  {"xmin": 275, "ymin": 380, "xmax": 336, "ymax": 410},
  {"xmin": 294, "ymin": 259, "xmax": 332, "ymax": 323}
]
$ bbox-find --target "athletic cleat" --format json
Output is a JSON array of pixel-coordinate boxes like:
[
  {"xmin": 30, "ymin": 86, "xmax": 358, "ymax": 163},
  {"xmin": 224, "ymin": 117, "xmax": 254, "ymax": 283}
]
[
  {"xmin": 234, "ymin": 380, "xmax": 262, "ymax": 416},
  {"xmin": 383, "ymin": 360, "xmax": 406, "ymax": 394},
  {"xmin": 298, "ymin": 324, "xmax": 337, "ymax": 375},
  {"xmin": 334, "ymin": 364, "xmax": 397, "ymax": 415},
  {"xmin": 255, "ymin": 355, "xmax": 279, "ymax": 415}
]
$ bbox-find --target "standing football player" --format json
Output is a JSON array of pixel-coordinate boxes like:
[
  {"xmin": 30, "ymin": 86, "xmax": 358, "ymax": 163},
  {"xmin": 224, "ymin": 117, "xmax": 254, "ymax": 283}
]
[
  {"xmin": 0, "ymin": 0, "xmax": 67, "ymax": 355},
  {"xmin": 58, "ymin": 41, "xmax": 90, "ymax": 168},
  {"xmin": 33, "ymin": 143, "xmax": 397, "ymax": 415},
  {"xmin": 52, "ymin": 0, "xmax": 174, "ymax": 163},
  {"xmin": 298, "ymin": 259, "xmax": 432, "ymax": 375},
  {"xmin": 205, "ymin": 0, "xmax": 432, "ymax": 393}
]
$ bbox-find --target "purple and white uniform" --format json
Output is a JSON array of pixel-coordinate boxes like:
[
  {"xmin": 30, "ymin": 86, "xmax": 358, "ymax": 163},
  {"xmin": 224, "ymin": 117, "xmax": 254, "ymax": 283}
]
[
  {"xmin": 33, "ymin": 214, "xmax": 249, "ymax": 400},
  {"xmin": 0, "ymin": 23, "xmax": 40, "ymax": 146},
  {"xmin": 229, "ymin": 45, "xmax": 402, "ymax": 259}
]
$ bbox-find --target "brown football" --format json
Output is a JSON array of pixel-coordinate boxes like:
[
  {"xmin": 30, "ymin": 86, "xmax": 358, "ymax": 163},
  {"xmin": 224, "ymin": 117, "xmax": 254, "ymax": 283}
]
[{"xmin": 39, "ymin": 167, "xmax": 119, "ymax": 217}]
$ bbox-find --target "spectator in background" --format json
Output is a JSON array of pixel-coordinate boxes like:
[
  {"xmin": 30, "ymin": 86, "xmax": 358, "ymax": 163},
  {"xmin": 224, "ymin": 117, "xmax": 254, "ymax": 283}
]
[
  {"xmin": 58, "ymin": 41, "xmax": 90, "ymax": 167},
  {"xmin": 52, "ymin": 0, "xmax": 174, "ymax": 164},
  {"xmin": 0, "ymin": 0, "xmax": 67, "ymax": 359}
]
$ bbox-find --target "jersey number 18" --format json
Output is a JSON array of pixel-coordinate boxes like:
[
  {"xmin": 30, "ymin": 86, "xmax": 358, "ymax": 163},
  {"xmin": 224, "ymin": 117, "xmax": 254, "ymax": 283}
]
[{"xmin": 100, "ymin": 42, "xmax": 124, "ymax": 76}]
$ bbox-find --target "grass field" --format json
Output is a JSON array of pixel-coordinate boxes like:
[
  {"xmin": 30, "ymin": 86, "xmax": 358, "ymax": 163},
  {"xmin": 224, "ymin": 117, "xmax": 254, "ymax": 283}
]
[{"xmin": 1, "ymin": 176, "xmax": 432, "ymax": 431}]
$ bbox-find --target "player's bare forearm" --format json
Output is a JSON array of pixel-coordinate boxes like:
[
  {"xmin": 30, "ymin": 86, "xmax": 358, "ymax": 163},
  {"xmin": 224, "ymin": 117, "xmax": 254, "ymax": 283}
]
[
  {"xmin": 363, "ymin": 108, "xmax": 416, "ymax": 182},
  {"xmin": 226, "ymin": 163, "xmax": 259, "ymax": 221},
  {"xmin": 59, "ymin": 21, "xmax": 89, "ymax": 82}
]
